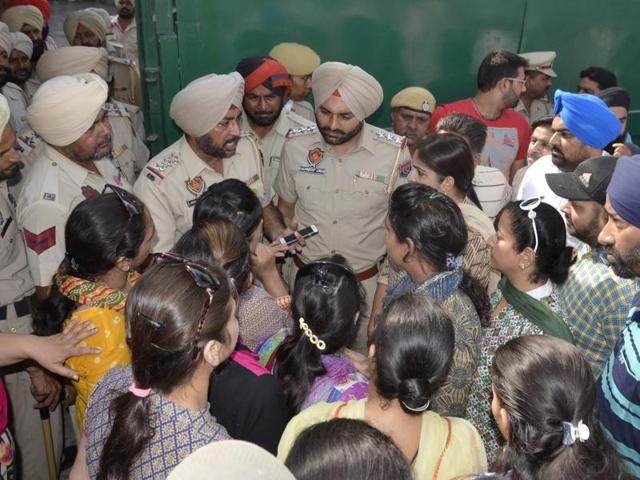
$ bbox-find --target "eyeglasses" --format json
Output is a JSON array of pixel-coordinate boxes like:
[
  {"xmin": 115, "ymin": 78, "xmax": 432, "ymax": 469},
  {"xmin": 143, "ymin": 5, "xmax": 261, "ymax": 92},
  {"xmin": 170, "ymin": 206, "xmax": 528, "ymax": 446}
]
[
  {"xmin": 102, "ymin": 184, "xmax": 142, "ymax": 217},
  {"xmin": 152, "ymin": 252, "xmax": 220, "ymax": 358},
  {"xmin": 506, "ymin": 77, "xmax": 526, "ymax": 85},
  {"xmin": 519, "ymin": 196, "xmax": 544, "ymax": 253}
]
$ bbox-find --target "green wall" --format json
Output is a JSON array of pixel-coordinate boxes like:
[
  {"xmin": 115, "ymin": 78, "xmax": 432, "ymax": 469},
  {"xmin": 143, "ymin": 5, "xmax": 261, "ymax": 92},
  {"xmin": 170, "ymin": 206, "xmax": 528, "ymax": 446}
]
[{"xmin": 137, "ymin": 0, "xmax": 640, "ymax": 154}]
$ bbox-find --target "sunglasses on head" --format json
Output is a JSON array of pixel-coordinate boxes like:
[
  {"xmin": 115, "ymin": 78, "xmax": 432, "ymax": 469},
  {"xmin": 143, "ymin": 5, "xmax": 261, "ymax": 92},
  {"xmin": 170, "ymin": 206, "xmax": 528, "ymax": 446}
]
[
  {"xmin": 152, "ymin": 252, "xmax": 221, "ymax": 358},
  {"xmin": 102, "ymin": 184, "xmax": 142, "ymax": 217},
  {"xmin": 519, "ymin": 196, "xmax": 544, "ymax": 253}
]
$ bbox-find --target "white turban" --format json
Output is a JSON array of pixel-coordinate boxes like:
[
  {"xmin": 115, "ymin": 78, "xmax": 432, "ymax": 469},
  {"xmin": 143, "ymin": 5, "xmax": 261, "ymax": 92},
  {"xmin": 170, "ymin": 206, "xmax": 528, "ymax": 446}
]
[
  {"xmin": 170, "ymin": 72, "xmax": 245, "ymax": 137},
  {"xmin": 312, "ymin": 61, "xmax": 383, "ymax": 121},
  {"xmin": 27, "ymin": 73, "xmax": 108, "ymax": 146},
  {"xmin": 0, "ymin": 94, "xmax": 10, "ymax": 134},
  {"xmin": 63, "ymin": 9, "xmax": 107, "ymax": 45},
  {"xmin": 1, "ymin": 5, "xmax": 44, "ymax": 32},
  {"xmin": 10, "ymin": 31, "xmax": 32, "ymax": 58},
  {"xmin": 36, "ymin": 46, "xmax": 109, "ymax": 82},
  {"xmin": 86, "ymin": 8, "xmax": 112, "ymax": 34},
  {"xmin": 0, "ymin": 23, "xmax": 11, "ymax": 56}
]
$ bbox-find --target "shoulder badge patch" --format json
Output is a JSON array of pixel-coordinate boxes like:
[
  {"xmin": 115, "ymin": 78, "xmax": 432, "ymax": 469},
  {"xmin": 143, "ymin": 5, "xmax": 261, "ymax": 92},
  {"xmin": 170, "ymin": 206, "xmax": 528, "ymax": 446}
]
[
  {"xmin": 23, "ymin": 226, "xmax": 56, "ymax": 254},
  {"xmin": 286, "ymin": 125, "xmax": 318, "ymax": 139}
]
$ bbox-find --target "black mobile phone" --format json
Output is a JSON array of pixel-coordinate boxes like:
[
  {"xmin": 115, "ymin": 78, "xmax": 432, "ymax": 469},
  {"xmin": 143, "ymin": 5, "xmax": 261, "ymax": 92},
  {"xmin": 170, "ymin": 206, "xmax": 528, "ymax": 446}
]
[{"xmin": 279, "ymin": 225, "xmax": 319, "ymax": 246}]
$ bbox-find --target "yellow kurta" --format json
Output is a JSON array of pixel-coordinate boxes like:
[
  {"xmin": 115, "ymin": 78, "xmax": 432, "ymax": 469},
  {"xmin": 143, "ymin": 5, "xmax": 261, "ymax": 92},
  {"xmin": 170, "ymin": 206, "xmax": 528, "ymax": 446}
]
[
  {"xmin": 278, "ymin": 399, "xmax": 487, "ymax": 480},
  {"xmin": 63, "ymin": 306, "xmax": 131, "ymax": 431}
]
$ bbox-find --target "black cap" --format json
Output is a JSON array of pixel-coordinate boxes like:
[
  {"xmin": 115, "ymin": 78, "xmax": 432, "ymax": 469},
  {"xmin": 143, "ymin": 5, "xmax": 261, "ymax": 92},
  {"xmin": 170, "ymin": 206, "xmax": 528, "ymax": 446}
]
[{"xmin": 546, "ymin": 156, "xmax": 618, "ymax": 205}]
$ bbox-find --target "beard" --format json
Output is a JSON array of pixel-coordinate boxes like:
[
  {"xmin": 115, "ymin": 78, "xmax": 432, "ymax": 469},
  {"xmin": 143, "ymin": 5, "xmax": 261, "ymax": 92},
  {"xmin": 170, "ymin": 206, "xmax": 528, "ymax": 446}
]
[
  {"xmin": 605, "ymin": 244, "xmax": 640, "ymax": 279},
  {"xmin": 245, "ymin": 101, "xmax": 283, "ymax": 127},
  {"xmin": 0, "ymin": 161, "xmax": 23, "ymax": 181},
  {"xmin": 0, "ymin": 66, "xmax": 9, "ymax": 88},
  {"xmin": 551, "ymin": 146, "xmax": 584, "ymax": 172},
  {"xmin": 319, "ymin": 121, "xmax": 364, "ymax": 145},
  {"xmin": 195, "ymin": 134, "xmax": 238, "ymax": 159},
  {"xmin": 567, "ymin": 213, "xmax": 604, "ymax": 247},
  {"xmin": 31, "ymin": 42, "xmax": 46, "ymax": 64},
  {"xmin": 9, "ymin": 67, "xmax": 31, "ymax": 85},
  {"xmin": 118, "ymin": 7, "xmax": 135, "ymax": 19}
]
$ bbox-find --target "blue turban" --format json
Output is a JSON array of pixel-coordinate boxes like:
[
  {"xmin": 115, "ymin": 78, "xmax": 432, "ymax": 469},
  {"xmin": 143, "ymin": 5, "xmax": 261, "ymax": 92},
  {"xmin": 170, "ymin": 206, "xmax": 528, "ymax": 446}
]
[
  {"xmin": 607, "ymin": 155, "xmax": 640, "ymax": 228},
  {"xmin": 553, "ymin": 89, "xmax": 620, "ymax": 149}
]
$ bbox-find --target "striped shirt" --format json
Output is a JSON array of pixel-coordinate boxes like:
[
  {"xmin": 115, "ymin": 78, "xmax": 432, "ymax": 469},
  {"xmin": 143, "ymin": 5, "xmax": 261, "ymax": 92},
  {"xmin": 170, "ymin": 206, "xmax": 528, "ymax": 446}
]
[
  {"xmin": 559, "ymin": 244, "xmax": 638, "ymax": 378},
  {"xmin": 597, "ymin": 295, "xmax": 640, "ymax": 478}
]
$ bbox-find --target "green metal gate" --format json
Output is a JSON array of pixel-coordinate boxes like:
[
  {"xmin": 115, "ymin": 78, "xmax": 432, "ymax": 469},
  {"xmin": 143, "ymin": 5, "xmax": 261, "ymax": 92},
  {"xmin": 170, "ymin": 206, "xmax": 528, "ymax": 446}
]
[{"xmin": 137, "ymin": 0, "xmax": 640, "ymax": 155}]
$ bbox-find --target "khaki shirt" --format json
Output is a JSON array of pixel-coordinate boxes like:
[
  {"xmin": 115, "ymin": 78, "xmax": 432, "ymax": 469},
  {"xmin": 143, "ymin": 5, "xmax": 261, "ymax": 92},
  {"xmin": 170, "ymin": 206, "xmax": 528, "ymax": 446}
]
[
  {"xmin": 515, "ymin": 97, "xmax": 553, "ymax": 125},
  {"xmin": 285, "ymin": 99, "xmax": 315, "ymax": 123},
  {"xmin": 17, "ymin": 145, "xmax": 132, "ymax": 286},
  {"xmin": 0, "ymin": 181, "xmax": 34, "ymax": 305},
  {"xmin": 274, "ymin": 123, "xmax": 410, "ymax": 272},
  {"xmin": 11, "ymin": 101, "xmax": 148, "ymax": 195},
  {"xmin": 110, "ymin": 16, "xmax": 138, "ymax": 65},
  {"xmin": 109, "ymin": 56, "xmax": 141, "ymax": 106},
  {"xmin": 105, "ymin": 101, "xmax": 149, "ymax": 183},
  {"xmin": 134, "ymin": 134, "xmax": 267, "ymax": 252},
  {"xmin": 2, "ymin": 82, "xmax": 28, "ymax": 134},
  {"xmin": 246, "ymin": 110, "xmax": 314, "ymax": 193}
]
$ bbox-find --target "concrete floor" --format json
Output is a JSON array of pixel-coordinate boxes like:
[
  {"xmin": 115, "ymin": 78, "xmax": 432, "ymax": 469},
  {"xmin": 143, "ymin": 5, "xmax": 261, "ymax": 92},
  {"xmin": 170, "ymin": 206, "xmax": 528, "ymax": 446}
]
[{"xmin": 49, "ymin": 0, "xmax": 116, "ymax": 47}]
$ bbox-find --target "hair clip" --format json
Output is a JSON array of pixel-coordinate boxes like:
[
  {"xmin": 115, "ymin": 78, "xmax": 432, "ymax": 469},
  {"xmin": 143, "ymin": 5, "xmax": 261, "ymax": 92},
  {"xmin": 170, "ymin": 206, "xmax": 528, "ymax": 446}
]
[
  {"xmin": 429, "ymin": 192, "xmax": 446, "ymax": 200},
  {"xmin": 298, "ymin": 317, "xmax": 326, "ymax": 351},
  {"xmin": 445, "ymin": 253, "xmax": 464, "ymax": 270},
  {"xmin": 401, "ymin": 400, "xmax": 430, "ymax": 412},
  {"xmin": 137, "ymin": 311, "xmax": 165, "ymax": 331},
  {"xmin": 562, "ymin": 420, "xmax": 590, "ymax": 446},
  {"xmin": 65, "ymin": 252, "xmax": 80, "ymax": 272}
]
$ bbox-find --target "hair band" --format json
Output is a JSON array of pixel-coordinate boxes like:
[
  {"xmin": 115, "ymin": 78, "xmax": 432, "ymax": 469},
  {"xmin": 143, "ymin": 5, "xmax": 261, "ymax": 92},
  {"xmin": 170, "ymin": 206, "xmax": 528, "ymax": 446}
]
[{"xmin": 128, "ymin": 383, "xmax": 152, "ymax": 398}]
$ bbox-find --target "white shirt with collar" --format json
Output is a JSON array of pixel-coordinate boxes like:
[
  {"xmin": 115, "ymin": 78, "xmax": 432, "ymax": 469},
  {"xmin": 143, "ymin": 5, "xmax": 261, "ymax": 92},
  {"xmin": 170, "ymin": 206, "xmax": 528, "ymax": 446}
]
[
  {"xmin": 134, "ymin": 134, "xmax": 267, "ymax": 253},
  {"xmin": 0, "ymin": 181, "xmax": 33, "ymax": 305},
  {"xmin": 17, "ymin": 145, "xmax": 131, "ymax": 286}
]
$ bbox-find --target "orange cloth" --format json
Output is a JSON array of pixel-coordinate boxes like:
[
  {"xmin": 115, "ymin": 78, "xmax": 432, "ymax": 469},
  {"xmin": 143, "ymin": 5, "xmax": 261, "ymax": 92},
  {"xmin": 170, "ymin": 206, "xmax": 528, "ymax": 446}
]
[{"xmin": 63, "ymin": 306, "xmax": 131, "ymax": 431}]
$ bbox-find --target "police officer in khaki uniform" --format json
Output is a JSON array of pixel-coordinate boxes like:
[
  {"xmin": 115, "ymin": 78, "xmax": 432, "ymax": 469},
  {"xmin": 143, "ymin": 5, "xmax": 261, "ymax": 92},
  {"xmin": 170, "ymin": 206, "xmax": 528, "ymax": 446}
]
[
  {"xmin": 31, "ymin": 46, "xmax": 149, "ymax": 184},
  {"xmin": 515, "ymin": 51, "xmax": 557, "ymax": 125},
  {"xmin": 275, "ymin": 61, "xmax": 410, "ymax": 353},
  {"xmin": 269, "ymin": 42, "xmax": 321, "ymax": 123},
  {"xmin": 135, "ymin": 72, "xmax": 288, "ymax": 252},
  {"xmin": 0, "ymin": 94, "xmax": 64, "ymax": 480},
  {"xmin": 390, "ymin": 86, "xmax": 437, "ymax": 157},
  {"xmin": 236, "ymin": 56, "xmax": 314, "ymax": 193},
  {"xmin": 17, "ymin": 73, "xmax": 131, "ymax": 295}
]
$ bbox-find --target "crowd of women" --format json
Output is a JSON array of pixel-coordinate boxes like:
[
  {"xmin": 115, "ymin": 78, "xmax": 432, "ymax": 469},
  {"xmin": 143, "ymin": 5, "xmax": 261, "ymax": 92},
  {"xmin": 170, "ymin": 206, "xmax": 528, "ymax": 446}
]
[{"xmin": 3, "ymin": 131, "xmax": 634, "ymax": 479}]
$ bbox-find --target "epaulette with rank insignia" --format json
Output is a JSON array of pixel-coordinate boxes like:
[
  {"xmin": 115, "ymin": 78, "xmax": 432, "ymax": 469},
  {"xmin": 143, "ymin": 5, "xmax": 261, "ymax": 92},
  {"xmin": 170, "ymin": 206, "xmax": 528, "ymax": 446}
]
[
  {"xmin": 286, "ymin": 125, "xmax": 317, "ymax": 139},
  {"xmin": 16, "ymin": 130, "xmax": 42, "ymax": 154},
  {"xmin": 145, "ymin": 151, "xmax": 182, "ymax": 181},
  {"xmin": 103, "ymin": 102, "xmax": 129, "ymax": 118},
  {"xmin": 373, "ymin": 129, "xmax": 404, "ymax": 147}
]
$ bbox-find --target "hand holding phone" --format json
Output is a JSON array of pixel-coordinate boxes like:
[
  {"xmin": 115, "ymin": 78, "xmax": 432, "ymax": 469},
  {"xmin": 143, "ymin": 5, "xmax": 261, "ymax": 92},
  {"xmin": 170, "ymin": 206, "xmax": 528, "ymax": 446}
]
[{"xmin": 279, "ymin": 224, "xmax": 319, "ymax": 246}]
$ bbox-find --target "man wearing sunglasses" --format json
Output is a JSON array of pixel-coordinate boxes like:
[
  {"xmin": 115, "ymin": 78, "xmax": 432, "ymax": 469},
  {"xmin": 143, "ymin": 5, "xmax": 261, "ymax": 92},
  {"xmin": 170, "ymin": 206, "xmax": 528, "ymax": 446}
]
[
  {"xmin": 595, "ymin": 155, "xmax": 640, "ymax": 478},
  {"xmin": 17, "ymin": 73, "xmax": 131, "ymax": 299},
  {"xmin": 428, "ymin": 49, "xmax": 530, "ymax": 183},
  {"xmin": 135, "ymin": 72, "xmax": 289, "ymax": 253}
]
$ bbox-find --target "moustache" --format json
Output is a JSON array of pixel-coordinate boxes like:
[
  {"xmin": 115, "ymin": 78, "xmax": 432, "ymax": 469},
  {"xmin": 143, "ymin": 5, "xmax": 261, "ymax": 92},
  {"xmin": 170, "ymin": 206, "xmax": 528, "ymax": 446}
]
[{"xmin": 320, "ymin": 127, "xmax": 346, "ymax": 136}]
